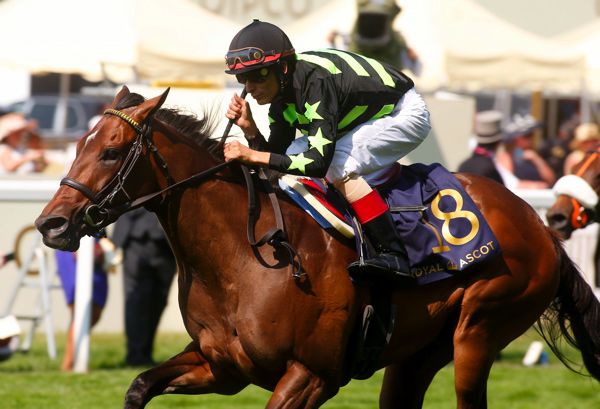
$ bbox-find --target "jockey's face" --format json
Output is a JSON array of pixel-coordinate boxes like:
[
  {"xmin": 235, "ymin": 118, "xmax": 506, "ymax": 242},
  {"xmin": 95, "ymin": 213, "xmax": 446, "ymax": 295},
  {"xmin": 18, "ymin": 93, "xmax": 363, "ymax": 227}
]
[{"xmin": 236, "ymin": 66, "xmax": 280, "ymax": 105}]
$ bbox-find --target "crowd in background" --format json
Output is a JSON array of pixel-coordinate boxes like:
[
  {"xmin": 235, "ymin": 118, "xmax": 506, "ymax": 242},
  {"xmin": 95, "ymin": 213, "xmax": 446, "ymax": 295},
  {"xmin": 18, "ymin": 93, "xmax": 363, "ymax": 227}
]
[{"xmin": 457, "ymin": 109, "xmax": 599, "ymax": 190}]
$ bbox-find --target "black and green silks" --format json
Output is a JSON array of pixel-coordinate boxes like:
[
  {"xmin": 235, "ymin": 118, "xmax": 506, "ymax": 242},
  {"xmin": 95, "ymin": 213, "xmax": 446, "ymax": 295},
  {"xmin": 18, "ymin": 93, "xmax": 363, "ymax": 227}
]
[{"xmin": 264, "ymin": 49, "xmax": 413, "ymax": 178}]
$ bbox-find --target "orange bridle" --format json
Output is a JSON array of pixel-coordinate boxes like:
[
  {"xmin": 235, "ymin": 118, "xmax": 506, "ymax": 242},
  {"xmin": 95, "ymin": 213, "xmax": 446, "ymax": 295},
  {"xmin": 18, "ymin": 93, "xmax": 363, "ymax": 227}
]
[{"xmin": 569, "ymin": 148, "xmax": 600, "ymax": 229}]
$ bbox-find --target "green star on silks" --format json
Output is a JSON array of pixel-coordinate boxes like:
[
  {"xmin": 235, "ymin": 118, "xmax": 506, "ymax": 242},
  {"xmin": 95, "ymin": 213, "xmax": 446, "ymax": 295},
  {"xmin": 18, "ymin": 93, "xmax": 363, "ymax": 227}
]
[
  {"xmin": 304, "ymin": 101, "xmax": 323, "ymax": 122},
  {"xmin": 308, "ymin": 128, "xmax": 332, "ymax": 156},
  {"xmin": 287, "ymin": 153, "xmax": 314, "ymax": 174}
]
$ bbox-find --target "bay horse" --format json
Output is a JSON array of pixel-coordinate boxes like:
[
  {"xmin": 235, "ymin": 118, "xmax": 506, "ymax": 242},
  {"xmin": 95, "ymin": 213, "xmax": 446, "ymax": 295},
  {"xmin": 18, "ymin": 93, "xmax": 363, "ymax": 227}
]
[
  {"xmin": 547, "ymin": 145, "xmax": 600, "ymax": 239},
  {"xmin": 36, "ymin": 86, "xmax": 600, "ymax": 409}
]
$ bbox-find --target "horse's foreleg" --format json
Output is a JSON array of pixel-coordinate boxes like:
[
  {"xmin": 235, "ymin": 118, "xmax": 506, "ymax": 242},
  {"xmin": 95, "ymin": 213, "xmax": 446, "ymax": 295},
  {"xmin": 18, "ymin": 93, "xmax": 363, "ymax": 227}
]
[
  {"xmin": 124, "ymin": 342, "xmax": 247, "ymax": 409},
  {"xmin": 265, "ymin": 361, "xmax": 336, "ymax": 409}
]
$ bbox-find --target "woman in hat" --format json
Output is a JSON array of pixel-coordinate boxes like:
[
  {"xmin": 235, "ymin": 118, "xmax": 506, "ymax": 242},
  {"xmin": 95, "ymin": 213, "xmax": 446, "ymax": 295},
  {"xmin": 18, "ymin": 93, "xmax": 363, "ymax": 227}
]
[
  {"xmin": 496, "ymin": 114, "xmax": 556, "ymax": 189},
  {"xmin": 0, "ymin": 113, "xmax": 47, "ymax": 174},
  {"xmin": 563, "ymin": 122, "xmax": 600, "ymax": 175}
]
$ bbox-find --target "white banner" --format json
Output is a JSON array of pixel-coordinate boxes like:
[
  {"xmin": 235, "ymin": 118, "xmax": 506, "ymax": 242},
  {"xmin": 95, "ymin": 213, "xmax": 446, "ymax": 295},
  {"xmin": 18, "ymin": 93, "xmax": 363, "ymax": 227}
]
[{"xmin": 191, "ymin": 0, "xmax": 332, "ymax": 25}]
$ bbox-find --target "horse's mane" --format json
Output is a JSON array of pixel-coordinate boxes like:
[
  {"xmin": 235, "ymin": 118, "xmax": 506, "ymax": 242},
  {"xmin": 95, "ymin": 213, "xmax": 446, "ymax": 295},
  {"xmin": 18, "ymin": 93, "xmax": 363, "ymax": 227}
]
[
  {"xmin": 116, "ymin": 92, "xmax": 223, "ymax": 159},
  {"xmin": 114, "ymin": 92, "xmax": 290, "ymax": 184}
]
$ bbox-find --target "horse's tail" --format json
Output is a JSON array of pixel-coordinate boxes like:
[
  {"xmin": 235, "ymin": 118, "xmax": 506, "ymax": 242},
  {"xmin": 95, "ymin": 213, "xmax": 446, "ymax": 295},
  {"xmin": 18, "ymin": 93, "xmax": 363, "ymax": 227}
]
[{"xmin": 536, "ymin": 229, "xmax": 600, "ymax": 380}]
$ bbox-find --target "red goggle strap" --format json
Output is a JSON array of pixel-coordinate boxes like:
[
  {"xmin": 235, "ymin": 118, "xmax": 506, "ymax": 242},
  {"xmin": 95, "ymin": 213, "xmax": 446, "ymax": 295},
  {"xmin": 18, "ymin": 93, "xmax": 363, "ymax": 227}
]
[{"xmin": 226, "ymin": 48, "xmax": 294, "ymax": 71}]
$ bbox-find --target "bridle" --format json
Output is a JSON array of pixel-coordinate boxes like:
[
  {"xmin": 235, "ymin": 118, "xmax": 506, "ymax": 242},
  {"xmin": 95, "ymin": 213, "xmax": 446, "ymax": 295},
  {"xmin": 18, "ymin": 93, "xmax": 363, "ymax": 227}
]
[
  {"xmin": 552, "ymin": 146, "xmax": 600, "ymax": 229},
  {"xmin": 60, "ymin": 108, "xmax": 227, "ymax": 234},
  {"xmin": 60, "ymin": 106, "xmax": 302, "ymax": 276}
]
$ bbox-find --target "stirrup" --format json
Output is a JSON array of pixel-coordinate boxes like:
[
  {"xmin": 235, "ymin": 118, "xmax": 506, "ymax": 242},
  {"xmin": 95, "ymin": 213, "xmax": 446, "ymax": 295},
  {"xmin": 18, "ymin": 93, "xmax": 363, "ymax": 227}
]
[{"xmin": 347, "ymin": 255, "xmax": 415, "ymax": 286}]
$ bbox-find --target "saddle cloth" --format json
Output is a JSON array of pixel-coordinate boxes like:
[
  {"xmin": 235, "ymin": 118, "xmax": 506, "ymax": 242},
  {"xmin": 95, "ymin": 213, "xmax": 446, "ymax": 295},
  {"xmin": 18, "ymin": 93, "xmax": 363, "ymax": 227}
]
[{"xmin": 279, "ymin": 163, "xmax": 501, "ymax": 285}]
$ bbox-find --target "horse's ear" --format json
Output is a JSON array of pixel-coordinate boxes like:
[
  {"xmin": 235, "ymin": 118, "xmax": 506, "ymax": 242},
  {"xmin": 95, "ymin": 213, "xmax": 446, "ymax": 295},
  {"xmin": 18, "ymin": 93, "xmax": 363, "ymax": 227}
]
[
  {"xmin": 111, "ymin": 85, "xmax": 131, "ymax": 107},
  {"xmin": 133, "ymin": 87, "xmax": 170, "ymax": 123},
  {"xmin": 150, "ymin": 87, "xmax": 170, "ymax": 117}
]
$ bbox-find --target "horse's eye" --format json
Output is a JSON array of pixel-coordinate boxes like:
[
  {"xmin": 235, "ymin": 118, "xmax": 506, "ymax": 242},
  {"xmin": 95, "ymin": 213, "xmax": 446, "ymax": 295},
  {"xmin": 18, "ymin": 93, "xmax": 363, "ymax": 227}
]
[{"xmin": 101, "ymin": 148, "xmax": 121, "ymax": 162}]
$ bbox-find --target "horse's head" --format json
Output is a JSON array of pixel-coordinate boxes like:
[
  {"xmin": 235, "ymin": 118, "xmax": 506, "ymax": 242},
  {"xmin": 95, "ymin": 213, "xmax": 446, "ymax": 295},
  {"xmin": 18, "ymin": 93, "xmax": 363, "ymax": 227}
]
[
  {"xmin": 546, "ymin": 145, "xmax": 600, "ymax": 239},
  {"xmin": 35, "ymin": 86, "xmax": 171, "ymax": 251}
]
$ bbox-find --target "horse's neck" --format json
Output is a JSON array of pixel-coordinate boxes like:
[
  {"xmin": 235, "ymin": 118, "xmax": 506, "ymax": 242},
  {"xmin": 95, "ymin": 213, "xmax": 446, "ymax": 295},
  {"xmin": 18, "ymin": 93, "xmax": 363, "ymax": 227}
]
[
  {"xmin": 156, "ymin": 163, "xmax": 249, "ymax": 278},
  {"xmin": 155, "ymin": 125, "xmax": 221, "ymax": 181}
]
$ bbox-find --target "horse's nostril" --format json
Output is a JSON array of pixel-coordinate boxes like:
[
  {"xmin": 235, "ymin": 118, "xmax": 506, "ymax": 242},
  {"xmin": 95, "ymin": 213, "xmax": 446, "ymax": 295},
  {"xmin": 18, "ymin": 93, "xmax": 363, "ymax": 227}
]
[{"xmin": 35, "ymin": 215, "xmax": 69, "ymax": 237}]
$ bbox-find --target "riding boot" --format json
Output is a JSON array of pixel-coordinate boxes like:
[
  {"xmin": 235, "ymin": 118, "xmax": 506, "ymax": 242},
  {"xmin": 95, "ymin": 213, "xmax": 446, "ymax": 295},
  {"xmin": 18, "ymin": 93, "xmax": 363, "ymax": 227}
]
[{"xmin": 348, "ymin": 211, "xmax": 415, "ymax": 285}]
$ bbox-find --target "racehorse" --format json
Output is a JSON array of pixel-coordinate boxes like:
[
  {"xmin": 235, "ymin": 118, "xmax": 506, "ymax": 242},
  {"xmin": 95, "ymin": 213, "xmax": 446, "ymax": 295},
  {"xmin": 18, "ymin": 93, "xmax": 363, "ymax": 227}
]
[
  {"xmin": 36, "ymin": 86, "xmax": 600, "ymax": 409},
  {"xmin": 547, "ymin": 145, "xmax": 600, "ymax": 239}
]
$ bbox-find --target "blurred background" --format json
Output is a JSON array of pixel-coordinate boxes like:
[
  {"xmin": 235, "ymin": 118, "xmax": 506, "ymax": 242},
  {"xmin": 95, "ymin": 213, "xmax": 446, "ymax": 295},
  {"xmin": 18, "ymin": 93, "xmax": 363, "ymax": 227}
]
[{"xmin": 0, "ymin": 0, "xmax": 599, "ymax": 364}]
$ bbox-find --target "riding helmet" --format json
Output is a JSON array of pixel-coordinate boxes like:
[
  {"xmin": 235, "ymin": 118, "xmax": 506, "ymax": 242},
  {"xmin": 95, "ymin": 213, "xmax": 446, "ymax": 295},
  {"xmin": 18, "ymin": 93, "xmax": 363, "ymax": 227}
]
[{"xmin": 225, "ymin": 19, "xmax": 295, "ymax": 75}]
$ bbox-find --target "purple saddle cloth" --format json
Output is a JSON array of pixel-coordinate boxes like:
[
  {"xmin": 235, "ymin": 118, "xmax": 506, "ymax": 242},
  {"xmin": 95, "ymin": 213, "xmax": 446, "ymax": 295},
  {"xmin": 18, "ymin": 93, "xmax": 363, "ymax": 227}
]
[{"xmin": 376, "ymin": 163, "xmax": 501, "ymax": 285}]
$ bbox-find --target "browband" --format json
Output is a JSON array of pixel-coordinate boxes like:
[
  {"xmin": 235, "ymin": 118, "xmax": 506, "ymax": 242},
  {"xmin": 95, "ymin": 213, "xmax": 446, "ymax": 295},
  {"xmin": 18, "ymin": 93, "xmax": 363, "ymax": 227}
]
[{"xmin": 104, "ymin": 109, "xmax": 143, "ymax": 133}]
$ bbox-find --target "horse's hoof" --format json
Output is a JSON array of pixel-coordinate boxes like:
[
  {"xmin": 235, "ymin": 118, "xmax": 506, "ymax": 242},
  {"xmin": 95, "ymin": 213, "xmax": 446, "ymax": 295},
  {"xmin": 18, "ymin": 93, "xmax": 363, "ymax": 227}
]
[{"xmin": 124, "ymin": 377, "xmax": 149, "ymax": 409}]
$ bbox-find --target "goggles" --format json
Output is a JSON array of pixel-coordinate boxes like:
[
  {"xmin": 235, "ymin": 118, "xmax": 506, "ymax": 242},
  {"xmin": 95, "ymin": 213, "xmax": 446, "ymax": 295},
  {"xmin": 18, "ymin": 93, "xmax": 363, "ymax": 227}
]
[
  {"xmin": 235, "ymin": 67, "xmax": 271, "ymax": 84},
  {"xmin": 226, "ymin": 47, "xmax": 280, "ymax": 71}
]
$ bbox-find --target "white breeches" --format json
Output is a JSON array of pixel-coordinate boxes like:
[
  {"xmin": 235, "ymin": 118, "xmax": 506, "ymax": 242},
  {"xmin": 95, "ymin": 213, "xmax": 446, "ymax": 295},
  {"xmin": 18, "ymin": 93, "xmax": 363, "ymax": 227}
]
[{"xmin": 286, "ymin": 87, "xmax": 431, "ymax": 184}]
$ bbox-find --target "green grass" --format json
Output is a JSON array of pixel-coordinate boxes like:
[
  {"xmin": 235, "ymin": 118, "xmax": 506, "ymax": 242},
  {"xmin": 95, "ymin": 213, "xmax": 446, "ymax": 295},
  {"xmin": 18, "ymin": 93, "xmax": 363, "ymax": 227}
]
[{"xmin": 1, "ymin": 330, "xmax": 599, "ymax": 408}]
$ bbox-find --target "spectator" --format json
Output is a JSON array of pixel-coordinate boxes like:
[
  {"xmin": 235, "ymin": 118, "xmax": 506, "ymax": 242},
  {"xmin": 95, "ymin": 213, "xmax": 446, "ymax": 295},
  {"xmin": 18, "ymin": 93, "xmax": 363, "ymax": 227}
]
[
  {"xmin": 457, "ymin": 110, "xmax": 505, "ymax": 185},
  {"xmin": 328, "ymin": 0, "xmax": 420, "ymax": 74},
  {"xmin": 55, "ymin": 238, "xmax": 116, "ymax": 371},
  {"xmin": 539, "ymin": 114, "xmax": 579, "ymax": 179},
  {"xmin": 0, "ymin": 113, "xmax": 47, "ymax": 174},
  {"xmin": 497, "ymin": 114, "xmax": 556, "ymax": 189},
  {"xmin": 112, "ymin": 208, "xmax": 176, "ymax": 367},
  {"xmin": 563, "ymin": 122, "xmax": 600, "ymax": 175}
]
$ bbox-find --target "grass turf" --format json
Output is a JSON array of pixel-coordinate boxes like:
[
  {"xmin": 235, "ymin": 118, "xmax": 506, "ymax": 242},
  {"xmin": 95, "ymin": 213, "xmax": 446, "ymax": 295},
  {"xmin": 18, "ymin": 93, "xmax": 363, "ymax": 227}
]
[{"xmin": 0, "ymin": 330, "xmax": 599, "ymax": 408}]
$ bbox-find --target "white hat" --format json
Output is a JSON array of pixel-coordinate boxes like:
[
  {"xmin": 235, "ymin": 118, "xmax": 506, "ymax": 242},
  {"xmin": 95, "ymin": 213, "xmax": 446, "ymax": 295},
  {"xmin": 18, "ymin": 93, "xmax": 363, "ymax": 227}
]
[
  {"xmin": 474, "ymin": 110, "xmax": 503, "ymax": 144},
  {"xmin": 570, "ymin": 123, "xmax": 600, "ymax": 150},
  {"xmin": 0, "ymin": 113, "xmax": 35, "ymax": 142}
]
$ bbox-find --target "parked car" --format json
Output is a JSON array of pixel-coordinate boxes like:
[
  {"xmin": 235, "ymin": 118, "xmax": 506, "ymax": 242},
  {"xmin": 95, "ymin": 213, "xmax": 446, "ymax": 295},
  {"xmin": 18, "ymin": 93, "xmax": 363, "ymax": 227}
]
[{"xmin": 4, "ymin": 94, "xmax": 112, "ymax": 147}]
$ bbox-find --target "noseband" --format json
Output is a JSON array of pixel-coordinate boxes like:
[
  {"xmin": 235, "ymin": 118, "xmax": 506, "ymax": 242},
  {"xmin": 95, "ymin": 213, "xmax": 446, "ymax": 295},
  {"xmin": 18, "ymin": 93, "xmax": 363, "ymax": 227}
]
[{"xmin": 552, "ymin": 146, "xmax": 600, "ymax": 229}]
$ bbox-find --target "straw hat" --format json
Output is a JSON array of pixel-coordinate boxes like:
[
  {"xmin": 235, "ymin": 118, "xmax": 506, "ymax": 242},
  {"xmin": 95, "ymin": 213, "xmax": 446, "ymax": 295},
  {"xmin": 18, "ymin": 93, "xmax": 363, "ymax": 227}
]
[
  {"xmin": 474, "ymin": 110, "xmax": 503, "ymax": 144},
  {"xmin": 570, "ymin": 123, "xmax": 600, "ymax": 150},
  {"xmin": 0, "ymin": 113, "xmax": 35, "ymax": 142}
]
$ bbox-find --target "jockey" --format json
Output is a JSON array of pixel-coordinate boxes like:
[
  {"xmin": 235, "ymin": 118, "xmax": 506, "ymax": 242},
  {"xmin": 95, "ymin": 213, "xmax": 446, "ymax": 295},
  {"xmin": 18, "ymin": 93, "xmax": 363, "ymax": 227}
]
[{"xmin": 223, "ymin": 19, "xmax": 431, "ymax": 283}]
